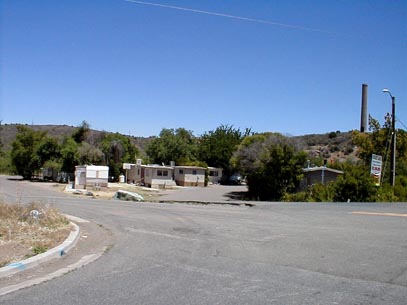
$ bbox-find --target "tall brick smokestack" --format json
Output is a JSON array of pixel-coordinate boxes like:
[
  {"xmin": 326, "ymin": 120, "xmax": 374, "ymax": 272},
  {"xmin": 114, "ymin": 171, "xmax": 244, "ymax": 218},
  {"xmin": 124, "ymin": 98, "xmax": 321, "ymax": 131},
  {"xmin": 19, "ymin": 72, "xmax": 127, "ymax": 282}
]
[{"xmin": 360, "ymin": 84, "xmax": 368, "ymax": 132}]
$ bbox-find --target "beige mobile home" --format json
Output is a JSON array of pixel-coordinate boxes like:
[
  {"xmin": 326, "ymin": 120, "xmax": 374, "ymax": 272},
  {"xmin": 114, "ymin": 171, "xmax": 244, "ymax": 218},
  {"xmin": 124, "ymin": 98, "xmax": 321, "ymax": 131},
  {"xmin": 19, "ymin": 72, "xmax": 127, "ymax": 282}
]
[{"xmin": 142, "ymin": 165, "xmax": 176, "ymax": 189}]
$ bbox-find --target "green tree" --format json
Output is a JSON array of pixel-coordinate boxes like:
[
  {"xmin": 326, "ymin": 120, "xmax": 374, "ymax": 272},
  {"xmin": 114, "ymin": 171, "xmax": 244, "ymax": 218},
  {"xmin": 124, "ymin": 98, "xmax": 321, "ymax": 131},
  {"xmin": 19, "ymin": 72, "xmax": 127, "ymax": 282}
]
[
  {"xmin": 78, "ymin": 142, "xmax": 104, "ymax": 165},
  {"xmin": 233, "ymin": 133, "xmax": 307, "ymax": 201},
  {"xmin": 72, "ymin": 120, "xmax": 90, "ymax": 144},
  {"xmin": 198, "ymin": 124, "xmax": 250, "ymax": 176},
  {"xmin": 101, "ymin": 133, "xmax": 138, "ymax": 181},
  {"xmin": 60, "ymin": 137, "xmax": 79, "ymax": 173},
  {"xmin": 146, "ymin": 128, "xmax": 197, "ymax": 165},
  {"xmin": 37, "ymin": 136, "xmax": 61, "ymax": 166},
  {"xmin": 10, "ymin": 126, "xmax": 47, "ymax": 179},
  {"xmin": 352, "ymin": 115, "xmax": 407, "ymax": 199},
  {"xmin": 0, "ymin": 121, "xmax": 12, "ymax": 173},
  {"xmin": 332, "ymin": 164, "xmax": 377, "ymax": 202}
]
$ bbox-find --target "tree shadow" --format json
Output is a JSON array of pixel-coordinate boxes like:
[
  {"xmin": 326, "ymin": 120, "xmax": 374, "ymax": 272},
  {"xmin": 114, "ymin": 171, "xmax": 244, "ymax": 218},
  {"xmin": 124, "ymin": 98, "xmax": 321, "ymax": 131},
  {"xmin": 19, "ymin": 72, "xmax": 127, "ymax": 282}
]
[{"xmin": 223, "ymin": 190, "xmax": 249, "ymax": 201}]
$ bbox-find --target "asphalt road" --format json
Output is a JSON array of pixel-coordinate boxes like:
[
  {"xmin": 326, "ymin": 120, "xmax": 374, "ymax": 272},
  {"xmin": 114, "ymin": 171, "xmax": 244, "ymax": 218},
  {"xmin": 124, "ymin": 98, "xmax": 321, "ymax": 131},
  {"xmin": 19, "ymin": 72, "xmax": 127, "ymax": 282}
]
[{"xmin": 1, "ymin": 176, "xmax": 407, "ymax": 304}]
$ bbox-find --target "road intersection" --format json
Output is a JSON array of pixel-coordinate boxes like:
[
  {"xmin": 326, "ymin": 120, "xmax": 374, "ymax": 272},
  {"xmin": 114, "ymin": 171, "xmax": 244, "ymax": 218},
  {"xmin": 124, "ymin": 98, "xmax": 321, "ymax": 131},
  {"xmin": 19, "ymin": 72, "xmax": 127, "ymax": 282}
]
[{"xmin": 1, "ymin": 176, "xmax": 407, "ymax": 304}]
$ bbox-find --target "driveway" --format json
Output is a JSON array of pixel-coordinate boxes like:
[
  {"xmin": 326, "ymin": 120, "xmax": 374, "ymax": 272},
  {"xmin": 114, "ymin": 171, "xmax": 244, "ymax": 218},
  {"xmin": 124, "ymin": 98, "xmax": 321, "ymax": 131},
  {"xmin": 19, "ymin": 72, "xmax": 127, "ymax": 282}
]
[{"xmin": 158, "ymin": 184, "xmax": 248, "ymax": 203}]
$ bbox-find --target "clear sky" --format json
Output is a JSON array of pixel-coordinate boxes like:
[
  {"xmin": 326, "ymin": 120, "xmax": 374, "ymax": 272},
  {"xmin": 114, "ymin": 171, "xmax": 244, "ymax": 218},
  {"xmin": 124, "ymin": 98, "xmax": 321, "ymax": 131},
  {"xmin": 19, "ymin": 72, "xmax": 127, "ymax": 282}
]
[{"xmin": 1, "ymin": 0, "xmax": 406, "ymax": 137}]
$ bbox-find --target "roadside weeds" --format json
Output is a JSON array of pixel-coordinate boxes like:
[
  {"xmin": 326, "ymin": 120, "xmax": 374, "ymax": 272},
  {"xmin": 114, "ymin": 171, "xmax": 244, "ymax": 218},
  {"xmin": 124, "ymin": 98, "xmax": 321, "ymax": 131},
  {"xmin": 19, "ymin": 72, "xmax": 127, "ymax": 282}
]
[{"xmin": 0, "ymin": 202, "xmax": 71, "ymax": 267}]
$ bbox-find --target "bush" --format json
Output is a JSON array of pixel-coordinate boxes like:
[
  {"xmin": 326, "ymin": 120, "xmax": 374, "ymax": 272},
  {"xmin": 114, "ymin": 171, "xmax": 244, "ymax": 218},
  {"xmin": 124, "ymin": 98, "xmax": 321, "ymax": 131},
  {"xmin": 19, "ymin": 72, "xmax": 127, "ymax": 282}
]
[
  {"xmin": 309, "ymin": 183, "xmax": 334, "ymax": 202},
  {"xmin": 329, "ymin": 132, "xmax": 337, "ymax": 139},
  {"xmin": 332, "ymin": 165, "xmax": 377, "ymax": 202},
  {"xmin": 234, "ymin": 133, "xmax": 307, "ymax": 201},
  {"xmin": 283, "ymin": 190, "xmax": 311, "ymax": 202}
]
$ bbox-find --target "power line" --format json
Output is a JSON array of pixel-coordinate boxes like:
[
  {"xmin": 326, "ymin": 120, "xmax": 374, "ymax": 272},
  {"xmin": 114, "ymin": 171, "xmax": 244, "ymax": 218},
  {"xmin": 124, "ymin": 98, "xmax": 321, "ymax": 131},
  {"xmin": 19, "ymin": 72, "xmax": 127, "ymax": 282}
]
[
  {"xmin": 396, "ymin": 116, "xmax": 407, "ymax": 130},
  {"xmin": 124, "ymin": 0, "xmax": 338, "ymax": 35}
]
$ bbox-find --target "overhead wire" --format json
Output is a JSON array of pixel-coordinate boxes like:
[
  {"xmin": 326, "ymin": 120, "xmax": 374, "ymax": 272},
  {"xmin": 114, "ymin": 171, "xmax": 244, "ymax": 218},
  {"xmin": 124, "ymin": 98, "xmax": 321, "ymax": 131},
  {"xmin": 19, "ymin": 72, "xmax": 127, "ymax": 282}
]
[
  {"xmin": 396, "ymin": 116, "xmax": 407, "ymax": 130},
  {"xmin": 124, "ymin": 0, "xmax": 338, "ymax": 35}
]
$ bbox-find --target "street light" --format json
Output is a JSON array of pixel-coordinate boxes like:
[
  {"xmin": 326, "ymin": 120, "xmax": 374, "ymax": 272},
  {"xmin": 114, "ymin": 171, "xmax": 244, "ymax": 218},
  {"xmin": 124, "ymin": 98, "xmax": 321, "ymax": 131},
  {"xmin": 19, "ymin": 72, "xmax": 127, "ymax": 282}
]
[{"xmin": 382, "ymin": 88, "xmax": 396, "ymax": 187}]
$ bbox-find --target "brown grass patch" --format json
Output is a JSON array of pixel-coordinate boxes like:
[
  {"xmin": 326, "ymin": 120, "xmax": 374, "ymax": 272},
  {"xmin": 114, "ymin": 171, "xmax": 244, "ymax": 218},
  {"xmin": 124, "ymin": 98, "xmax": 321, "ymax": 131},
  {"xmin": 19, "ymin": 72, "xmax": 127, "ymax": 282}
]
[{"xmin": 0, "ymin": 202, "xmax": 71, "ymax": 267}]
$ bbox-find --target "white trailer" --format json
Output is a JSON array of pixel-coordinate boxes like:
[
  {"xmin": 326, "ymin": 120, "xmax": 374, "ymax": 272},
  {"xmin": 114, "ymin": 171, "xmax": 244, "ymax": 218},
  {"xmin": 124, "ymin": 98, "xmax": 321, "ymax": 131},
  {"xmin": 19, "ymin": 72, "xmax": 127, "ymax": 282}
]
[{"xmin": 74, "ymin": 165, "xmax": 109, "ymax": 190}]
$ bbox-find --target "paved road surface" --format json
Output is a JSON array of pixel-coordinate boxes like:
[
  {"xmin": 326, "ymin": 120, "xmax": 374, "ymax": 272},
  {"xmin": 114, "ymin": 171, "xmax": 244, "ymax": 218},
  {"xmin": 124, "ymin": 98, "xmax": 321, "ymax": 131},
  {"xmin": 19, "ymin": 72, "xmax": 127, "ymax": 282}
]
[{"xmin": 1, "ymin": 176, "xmax": 407, "ymax": 304}]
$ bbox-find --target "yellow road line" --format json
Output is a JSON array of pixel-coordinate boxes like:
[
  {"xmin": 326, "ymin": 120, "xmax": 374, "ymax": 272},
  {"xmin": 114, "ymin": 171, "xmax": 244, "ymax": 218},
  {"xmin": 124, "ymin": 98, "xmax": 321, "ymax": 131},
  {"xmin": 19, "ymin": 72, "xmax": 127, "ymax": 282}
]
[{"xmin": 351, "ymin": 211, "xmax": 407, "ymax": 218}]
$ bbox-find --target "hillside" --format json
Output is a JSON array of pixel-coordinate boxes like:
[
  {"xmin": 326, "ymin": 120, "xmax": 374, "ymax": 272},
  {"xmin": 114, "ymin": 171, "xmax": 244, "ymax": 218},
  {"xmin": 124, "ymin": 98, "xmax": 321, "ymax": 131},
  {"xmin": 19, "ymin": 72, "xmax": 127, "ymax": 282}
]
[
  {"xmin": 0, "ymin": 124, "xmax": 357, "ymax": 163},
  {"xmin": 292, "ymin": 131, "xmax": 358, "ymax": 164},
  {"xmin": 0, "ymin": 123, "xmax": 153, "ymax": 155}
]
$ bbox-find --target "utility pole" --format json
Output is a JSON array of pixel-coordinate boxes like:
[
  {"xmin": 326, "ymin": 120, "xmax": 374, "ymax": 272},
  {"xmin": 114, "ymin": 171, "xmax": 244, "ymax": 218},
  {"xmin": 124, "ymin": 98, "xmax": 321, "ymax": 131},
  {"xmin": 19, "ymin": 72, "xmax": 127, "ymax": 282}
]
[
  {"xmin": 391, "ymin": 95, "xmax": 396, "ymax": 187},
  {"xmin": 383, "ymin": 89, "xmax": 396, "ymax": 187}
]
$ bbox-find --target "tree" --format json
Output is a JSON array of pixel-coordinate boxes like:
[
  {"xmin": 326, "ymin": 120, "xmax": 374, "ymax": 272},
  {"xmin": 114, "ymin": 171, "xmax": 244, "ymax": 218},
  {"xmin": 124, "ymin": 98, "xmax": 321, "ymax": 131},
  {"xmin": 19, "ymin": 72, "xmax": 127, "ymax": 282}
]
[
  {"xmin": 72, "ymin": 120, "xmax": 90, "ymax": 144},
  {"xmin": 233, "ymin": 133, "xmax": 307, "ymax": 201},
  {"xmin": 332, "ymin": 164, "xmax": 377, "ymax": 202},
  {"xmin": 198, "ymin": 125, "xmax": 250, "ymax": 176},
  {"xmin": 37, "ymin": 136, "xmax": 61, "ymax": 166},
  {"xmin": 11, "ymin": 126, "xmax": 47, "ymax": 179},
  {"xmin": 60, "ymin": 137, "xmax": 79, "ymax": 173},
  {"xmin": 352, "ymin": 114, "xmax": 407, "ymax": 193},
  {"xmin": 101, "ymin": 133, "xmax": 139, "ymax": 180},
  {"xmin": 0, "ymin": 121, "xmax": 12, "ymax": 173},
  {"xmin": 146, "ymin": 128, "xmax": 197, "ymax": 165},
  {"xmin": 78, "ymin": 142, "xmax": 104, "ymax": 165}
]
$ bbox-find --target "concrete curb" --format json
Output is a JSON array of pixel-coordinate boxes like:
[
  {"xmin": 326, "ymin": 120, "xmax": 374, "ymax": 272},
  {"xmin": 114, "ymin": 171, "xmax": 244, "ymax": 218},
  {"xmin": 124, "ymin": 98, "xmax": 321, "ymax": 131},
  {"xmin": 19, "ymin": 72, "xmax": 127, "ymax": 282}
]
[
  {"xmin": 0, "ymin": 252, "xmax": 104, "ymax": 297},
  {"xmin": 0, "ymin": 221, "xmax": 80, "ymax": 278}
]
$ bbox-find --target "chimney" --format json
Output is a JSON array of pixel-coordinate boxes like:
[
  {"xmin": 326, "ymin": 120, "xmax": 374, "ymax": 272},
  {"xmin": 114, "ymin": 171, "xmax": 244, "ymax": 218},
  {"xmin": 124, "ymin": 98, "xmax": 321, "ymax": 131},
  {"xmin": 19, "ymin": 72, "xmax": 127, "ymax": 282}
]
[{"xmin": 360, "ymin": 84, "xmax": 368, "ymax": 132}]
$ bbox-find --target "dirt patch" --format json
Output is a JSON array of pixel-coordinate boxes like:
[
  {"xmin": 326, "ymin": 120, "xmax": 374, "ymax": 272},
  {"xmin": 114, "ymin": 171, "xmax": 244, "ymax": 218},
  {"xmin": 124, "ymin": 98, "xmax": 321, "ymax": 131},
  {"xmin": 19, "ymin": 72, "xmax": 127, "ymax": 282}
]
[
  {"xmin": 0, "ymin": 202, "xmax": 71, "ymax": 267},
  {"xmin": 66, "ymin": 183, "xmax": 164, "ymax": 202}
]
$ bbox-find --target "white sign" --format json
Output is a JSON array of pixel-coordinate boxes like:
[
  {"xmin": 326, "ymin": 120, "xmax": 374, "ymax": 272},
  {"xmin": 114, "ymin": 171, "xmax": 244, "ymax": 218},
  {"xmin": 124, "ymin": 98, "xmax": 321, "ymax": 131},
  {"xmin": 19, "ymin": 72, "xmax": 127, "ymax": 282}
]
[
  {"xmin": 370, "ymin": 154, "xmax": 382, "ymax": 185},
  {"xmin": 123, "ymin": 163, "xmax": 132, "ymax": 170}
]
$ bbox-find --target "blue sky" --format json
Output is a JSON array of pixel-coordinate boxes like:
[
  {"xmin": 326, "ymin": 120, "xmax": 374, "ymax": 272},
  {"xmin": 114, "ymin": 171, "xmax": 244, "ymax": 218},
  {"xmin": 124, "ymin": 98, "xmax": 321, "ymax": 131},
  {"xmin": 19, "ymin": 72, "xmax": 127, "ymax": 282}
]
[{"xmin": 1, "ymin": 0, "xmax": 406, "ymax": 137}]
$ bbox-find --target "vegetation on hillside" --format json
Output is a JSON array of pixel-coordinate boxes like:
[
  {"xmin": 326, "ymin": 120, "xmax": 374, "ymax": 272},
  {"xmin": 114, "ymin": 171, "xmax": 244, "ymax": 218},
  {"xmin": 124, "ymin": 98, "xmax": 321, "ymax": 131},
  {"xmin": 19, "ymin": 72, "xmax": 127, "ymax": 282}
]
[{"xmin": 1, "ymin": 119, "xmax": 406, "ymax": 202}]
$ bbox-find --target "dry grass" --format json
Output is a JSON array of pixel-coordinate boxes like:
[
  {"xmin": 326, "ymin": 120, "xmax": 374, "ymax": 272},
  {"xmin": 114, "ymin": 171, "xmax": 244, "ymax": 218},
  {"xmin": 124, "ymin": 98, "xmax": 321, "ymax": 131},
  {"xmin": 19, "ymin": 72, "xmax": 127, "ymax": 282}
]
[{"xmin": 0, "ymin": 201, "xmax": 71, "ymax": 267}]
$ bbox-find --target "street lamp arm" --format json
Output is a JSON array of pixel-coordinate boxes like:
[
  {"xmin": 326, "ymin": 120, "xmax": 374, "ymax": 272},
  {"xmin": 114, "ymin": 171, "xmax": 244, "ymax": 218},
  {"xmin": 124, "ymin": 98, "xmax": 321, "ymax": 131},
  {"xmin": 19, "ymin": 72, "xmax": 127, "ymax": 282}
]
[{"xmin": 382, "ymin": 88, "xmax": 394, "ymax": 99}]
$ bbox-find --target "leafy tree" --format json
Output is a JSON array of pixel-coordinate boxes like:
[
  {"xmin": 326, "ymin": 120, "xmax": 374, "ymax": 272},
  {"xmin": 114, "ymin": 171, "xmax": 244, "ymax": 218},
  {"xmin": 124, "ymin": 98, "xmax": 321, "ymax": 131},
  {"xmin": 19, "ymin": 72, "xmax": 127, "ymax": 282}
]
[
  {"xmin": 233, "ymin": 133, "xmax": 307, "ymax": 201},
  {"xmin": 146, "ymin": 128, "xmax": 197, "ymax": 165},
  {"xmin": 0, "ymin": 150, "xmax": 12, "ymax": 174},
  {"xmin": 101, "ymin": 133, "xmax": 139, "ymax": 180},
  {"xmin": 72, "ymin": 120, "xmax": 90, "ymax": 144},
  {"xmin": 0, "ymin": 121, "xmax": 12, "ymax": 173},
  {"xmin": 332, "ymin": 164, "xmax": 377, "ymax": 202},
  {"xmin": 352, "ymin": 114, "xmax": 407, "ymax": 191},
  {"xmin": 198, "ymin": 125, "xmax": 250, "ymax": 176},
  {"xmin": 60, "ymin": 137, "xmax": 79, "ymax": 173},
  {"xmin": 10, "ymin": 126, "xmax": 47, "ymax": 179},
  {"xmin": 37, "ymin": 136, "xmax": 61, "ymax": 165},
  {"xmin": 78, "ymin": 142, "xmax": 104, "ymax": 165}
]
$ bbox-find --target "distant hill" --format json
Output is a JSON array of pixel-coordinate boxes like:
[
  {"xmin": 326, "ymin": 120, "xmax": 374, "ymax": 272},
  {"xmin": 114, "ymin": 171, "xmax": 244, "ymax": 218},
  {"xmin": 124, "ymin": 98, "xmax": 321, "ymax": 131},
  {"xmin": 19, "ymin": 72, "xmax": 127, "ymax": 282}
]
[
  {"xmin": 0, "ymin": 123, "xmax": 153, "ymax": 155},
  {"xmin": 0, "ymin": 124, "xmax": 357, "ymax": 163},
  {"xmin": 292, "ymin": 131, "xmax": 358, "ymax": 164}
]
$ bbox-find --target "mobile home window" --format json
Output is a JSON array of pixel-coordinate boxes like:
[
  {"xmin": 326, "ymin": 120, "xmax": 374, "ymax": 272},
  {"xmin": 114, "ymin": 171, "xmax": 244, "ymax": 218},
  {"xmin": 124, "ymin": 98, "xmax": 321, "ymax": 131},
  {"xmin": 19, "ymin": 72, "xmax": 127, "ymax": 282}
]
[
  {"xmin": 179, "ymin": 169, "xmax": 184, "ymax": 174},
  {"xmin": 209, "ymin": 171, "xmax": 218, "ymax": 177},
  {"xmin": 163, "ymin": 170, "xmax": 168, "ymax": 176},
  {"xmin": 192, "ymin": 170, "xmax": 197, "ymax": 175},
  {"xmin": 157, "ymin": 170, "xmax": 163, "ymax": 176}
]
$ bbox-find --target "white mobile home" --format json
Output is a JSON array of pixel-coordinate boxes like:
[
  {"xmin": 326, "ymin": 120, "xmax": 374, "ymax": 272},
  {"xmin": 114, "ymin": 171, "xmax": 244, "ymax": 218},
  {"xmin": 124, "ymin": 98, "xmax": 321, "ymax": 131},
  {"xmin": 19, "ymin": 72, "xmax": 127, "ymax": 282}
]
[
  {"xmin": 74, "ymin": 165, "xmax": 109, "ymax": 190},
  {"xmin": 174, "ymin": 166, "xmax": 206, "ymax": 187},
  {"xmin": 208, "ymin": 167, "xmax": 223, "ymax": 184}
]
